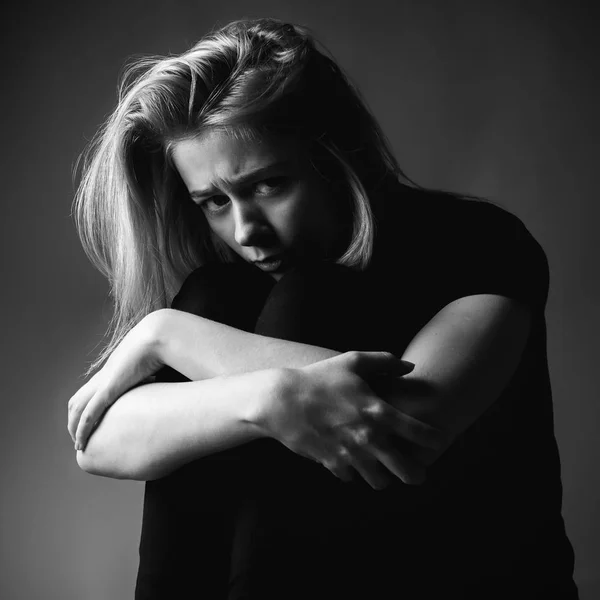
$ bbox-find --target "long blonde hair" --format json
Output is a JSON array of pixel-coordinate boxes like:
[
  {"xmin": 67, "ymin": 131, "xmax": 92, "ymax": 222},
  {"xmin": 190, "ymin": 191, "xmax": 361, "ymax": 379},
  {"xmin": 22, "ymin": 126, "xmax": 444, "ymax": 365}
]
[{"xmin": 73, "ymin": 17, "xmax": 413, "ymax": 375}]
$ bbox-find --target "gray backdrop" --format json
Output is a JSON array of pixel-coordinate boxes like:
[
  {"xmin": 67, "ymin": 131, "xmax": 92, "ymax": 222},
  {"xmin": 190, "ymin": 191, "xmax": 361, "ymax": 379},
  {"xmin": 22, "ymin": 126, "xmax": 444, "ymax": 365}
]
[{"xmin": 2, "ymin": 0, "xmax": 598, "ymax": 598}]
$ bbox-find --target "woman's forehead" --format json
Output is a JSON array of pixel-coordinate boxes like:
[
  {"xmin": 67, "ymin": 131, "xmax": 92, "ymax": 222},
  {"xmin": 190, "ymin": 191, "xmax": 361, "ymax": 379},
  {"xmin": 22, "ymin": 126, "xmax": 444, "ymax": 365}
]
[{"xmin": 170, "ymin": 129, "xmax": 306, "ymax": 193}]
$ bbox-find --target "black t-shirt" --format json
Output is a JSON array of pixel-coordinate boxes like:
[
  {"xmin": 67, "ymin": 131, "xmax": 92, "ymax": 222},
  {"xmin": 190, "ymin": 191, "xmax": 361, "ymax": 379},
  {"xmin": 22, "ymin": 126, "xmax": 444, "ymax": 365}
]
[{"xmin": 135, "ymin": 188, "xmax": 578, "ymax": 599}]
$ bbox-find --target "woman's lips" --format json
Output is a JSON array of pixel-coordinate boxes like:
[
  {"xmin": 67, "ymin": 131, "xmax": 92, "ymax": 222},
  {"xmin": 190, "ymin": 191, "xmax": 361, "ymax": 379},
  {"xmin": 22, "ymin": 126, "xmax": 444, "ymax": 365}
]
[{"xmin": 252, "ymin": 253, "xmax": 288, "ymax": 272}]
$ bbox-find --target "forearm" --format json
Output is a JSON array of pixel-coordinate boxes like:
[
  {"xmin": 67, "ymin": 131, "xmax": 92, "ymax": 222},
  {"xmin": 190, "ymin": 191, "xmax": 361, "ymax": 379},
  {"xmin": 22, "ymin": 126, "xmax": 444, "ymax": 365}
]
[
  {"xmin": 158, "ymin": 308, "xmax": 340, "ymax": 380},
  {"xmin": 76, "ymin": 369, "xmax": 279, "ymax": 481}
]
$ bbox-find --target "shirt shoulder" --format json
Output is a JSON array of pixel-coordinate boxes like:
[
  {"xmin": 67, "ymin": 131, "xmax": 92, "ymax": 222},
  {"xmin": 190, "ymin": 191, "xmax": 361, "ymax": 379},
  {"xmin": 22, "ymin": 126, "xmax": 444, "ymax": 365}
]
[{"xmin": 372, "ymin": 188, "xmax": 550, "ymax": 314}]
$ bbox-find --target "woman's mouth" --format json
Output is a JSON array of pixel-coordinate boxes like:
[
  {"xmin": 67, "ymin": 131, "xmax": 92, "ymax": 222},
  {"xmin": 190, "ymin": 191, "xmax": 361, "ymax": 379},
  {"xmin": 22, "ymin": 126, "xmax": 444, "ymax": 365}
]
[{"xmin": 252, "ymin": 253, "xmax": 288, "ymax": 272}]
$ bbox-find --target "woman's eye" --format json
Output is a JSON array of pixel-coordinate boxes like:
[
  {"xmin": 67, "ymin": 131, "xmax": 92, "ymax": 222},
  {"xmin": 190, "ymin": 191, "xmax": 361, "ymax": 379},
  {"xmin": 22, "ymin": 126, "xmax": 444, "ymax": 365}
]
[
  {"xmin": 200, "ymin": 195, "xmax": 229, "ymax": 213},
  {"xmin": 255, "ymin": 177, "xmax": 288, "ymax": 195}
]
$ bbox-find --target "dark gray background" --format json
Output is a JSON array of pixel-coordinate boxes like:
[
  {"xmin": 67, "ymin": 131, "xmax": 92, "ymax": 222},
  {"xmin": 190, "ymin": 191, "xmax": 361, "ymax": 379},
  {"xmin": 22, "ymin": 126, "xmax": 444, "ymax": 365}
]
[{"xmin": 1, "ymin": 0, "xmax": 598, "ymax": 598}]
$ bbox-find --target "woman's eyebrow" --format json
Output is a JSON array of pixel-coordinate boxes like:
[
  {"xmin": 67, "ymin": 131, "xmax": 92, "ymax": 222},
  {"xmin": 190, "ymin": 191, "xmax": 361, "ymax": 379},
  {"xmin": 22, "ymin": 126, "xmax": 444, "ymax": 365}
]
[{"xmin": 189, "ymin": 160, "xmax": 292, "ymax": 199}]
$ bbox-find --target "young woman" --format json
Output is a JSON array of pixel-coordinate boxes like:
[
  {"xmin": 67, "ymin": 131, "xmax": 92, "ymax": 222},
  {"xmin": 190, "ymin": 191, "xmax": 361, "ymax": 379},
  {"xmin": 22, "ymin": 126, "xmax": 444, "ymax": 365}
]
[{"xmin": 67, "ymin": 17, "xmax": 578, "ymax": 600}]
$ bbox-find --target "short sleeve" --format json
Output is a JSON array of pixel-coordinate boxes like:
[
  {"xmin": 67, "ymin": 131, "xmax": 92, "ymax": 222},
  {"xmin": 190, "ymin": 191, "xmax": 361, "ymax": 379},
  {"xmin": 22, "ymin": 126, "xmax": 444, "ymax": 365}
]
[{"xmin": 435, "ymin": 200, "xmax": 550, "ymax": 312}]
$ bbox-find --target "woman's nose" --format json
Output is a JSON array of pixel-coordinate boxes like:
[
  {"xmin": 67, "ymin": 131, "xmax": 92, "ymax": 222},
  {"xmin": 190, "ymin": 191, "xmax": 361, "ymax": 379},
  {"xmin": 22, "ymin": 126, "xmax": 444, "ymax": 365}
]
[{"xmin": 232, "ymin": 203, "xmax": 271, "ymax": 247}]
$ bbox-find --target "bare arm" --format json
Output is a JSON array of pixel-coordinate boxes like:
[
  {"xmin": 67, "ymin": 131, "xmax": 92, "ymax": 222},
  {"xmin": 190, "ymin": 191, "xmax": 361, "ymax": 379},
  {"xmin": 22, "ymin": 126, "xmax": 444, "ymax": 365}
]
[
  {"xmin": 150, "ymin": 295, "xmax": 531, "ymax": 472},
  {"xmin": 158, "ymin": 295, "xmax": 530, "ymax": 445},
  {"xmin": 73, "ymin": 295, "xmax": 530, "ymax": 487},
  {"xmin": 379, "ymin": 293, "xmax": 532, "ymax": 466},
  {"xmin": 159, "ymin": 294, "xmax": 532, "ymax": 462},
  {"xmin": 156, "ymin": 308, "xmax": 340, "ymax": 380},
  {"xmin": 76, "ymin": 369, "xmax": 278, "ymax": 481}
]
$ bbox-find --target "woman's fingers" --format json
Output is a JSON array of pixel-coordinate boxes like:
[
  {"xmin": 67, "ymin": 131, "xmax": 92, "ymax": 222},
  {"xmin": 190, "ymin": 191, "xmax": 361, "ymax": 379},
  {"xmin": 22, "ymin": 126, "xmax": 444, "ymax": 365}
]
[
  {"xmin": 341, "ymin": 425, "xmax": 422, "ymax": 487},
  {"xmin": 368, "ymin": 437, "xmax": 426, "ymax": 485},
  {"xmin": 67, "ymin": 317, "xmax": 165, "ymax": 451},
  {"xmin": 298, "ymin": 436, "xmax": 355, "ymax": 483},
  {"xmin": 320, "ymin": 449, "xmax": 355, "ymax": 483},
  {"xmin": 387, "ymin": 407, "xmax": 447, "ymax": 451},
  {"xmin": 281, "ymin": 355, "xmax": 444, "ymax": 488},
  {"xmin": 74, "ymin": 387, "xmax": 115, "ymax": 450},
  {"xmin": 67, "ymin": 375, "xmax": 99, "ymax": 443},
  {"xmin": 329, "ymin": 413, "xmax": 427, "ymax": 487},
  {"xmin": 342, "ymin": 351, "xmax": 415, "ymax": 379},
  {"xmin": 323, "ymin": 432, "xmax": 418, "ymax": 489},
  {"xmin": 337, "ymin": 350, "xmax": 447, "ymax": 450},
  {"xmin": 362, "ymin": 399, "xmax": 446, "ymax": 451},
  {"xmin": 342, "ymin": 438, "xmax": 392, "ymax": 490},
  {"xmin": 288, "ymin": 428, "xmax": 420, "ymax": 489}
]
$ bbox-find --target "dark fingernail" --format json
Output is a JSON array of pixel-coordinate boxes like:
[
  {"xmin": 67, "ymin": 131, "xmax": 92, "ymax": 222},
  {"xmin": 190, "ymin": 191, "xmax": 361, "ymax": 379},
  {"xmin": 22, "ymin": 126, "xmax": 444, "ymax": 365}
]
[{"xmin": 400, "ymin": 360, "xmax": 415, "ymax": 370}]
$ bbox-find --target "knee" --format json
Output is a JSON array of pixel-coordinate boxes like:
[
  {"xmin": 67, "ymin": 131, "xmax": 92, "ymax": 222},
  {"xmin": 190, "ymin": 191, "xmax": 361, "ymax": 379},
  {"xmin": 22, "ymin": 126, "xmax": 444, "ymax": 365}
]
[
  {"xmin": 255, "ymin": 261, "xmax": 375, "ymax": 350},
  {"xmin": 268, "ymin": 262, "xmax": 367, "ymax": 304},
  {"xmin": 171, "ymin": 262, "xmax": 275, "ymax": 329},
  {"xmin": 265, "ymin": 261, "xmax": 370, "ymax": 311}
]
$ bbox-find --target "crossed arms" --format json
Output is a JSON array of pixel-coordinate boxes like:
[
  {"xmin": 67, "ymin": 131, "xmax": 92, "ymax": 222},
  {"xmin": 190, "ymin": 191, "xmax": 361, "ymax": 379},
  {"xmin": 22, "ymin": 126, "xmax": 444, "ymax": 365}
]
[{"xmin": 70, "ymin": 294, "xmax": 531, "ymax": 487}]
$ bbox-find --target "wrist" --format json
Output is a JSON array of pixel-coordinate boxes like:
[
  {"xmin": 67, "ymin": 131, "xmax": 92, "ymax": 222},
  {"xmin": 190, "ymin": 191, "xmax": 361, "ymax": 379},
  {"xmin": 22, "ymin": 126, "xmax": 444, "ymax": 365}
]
[{"xmin": 244, "ymin": 368, "xmax": 298, "ymax": 439}]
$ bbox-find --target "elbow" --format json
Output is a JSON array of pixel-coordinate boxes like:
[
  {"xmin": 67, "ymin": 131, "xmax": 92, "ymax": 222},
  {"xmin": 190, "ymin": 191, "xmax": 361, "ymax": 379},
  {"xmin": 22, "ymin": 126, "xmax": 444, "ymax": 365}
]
[
  {"xmin": 75, "ymin": 447, "xmax": 150, "ymax": 481},
  {"xmin": 74, "ymin": 420, "xmax": 160, "ymax": 480},
  {"xmin": 75, "ymin": 448, "xmax": 95, "ymax": 474},
  {"xmin": 75, "ymin": 448, "xmax": 128, "ymax": 479}
]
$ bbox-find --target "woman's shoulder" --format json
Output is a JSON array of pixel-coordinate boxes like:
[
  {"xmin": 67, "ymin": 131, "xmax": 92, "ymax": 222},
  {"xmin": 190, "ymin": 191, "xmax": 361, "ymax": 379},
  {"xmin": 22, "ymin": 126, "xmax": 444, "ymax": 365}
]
[
  {"xmin": 377, "ymin": 185, "xmax": 541, "ymax": 259},
  {"xmin": 372, "ymin": 184, "xmax": 550, "ymax": 311},
  {"xmin": 381, "ymin": 185, "xmax": 522, "ymax": 230}
]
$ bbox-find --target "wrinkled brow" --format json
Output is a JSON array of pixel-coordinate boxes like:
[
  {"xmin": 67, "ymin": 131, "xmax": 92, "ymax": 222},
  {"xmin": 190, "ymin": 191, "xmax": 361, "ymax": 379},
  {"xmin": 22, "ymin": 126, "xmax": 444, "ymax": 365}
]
[{"xmin": 188, "ymin": 160, "xmax": 293, "ymax": 199}]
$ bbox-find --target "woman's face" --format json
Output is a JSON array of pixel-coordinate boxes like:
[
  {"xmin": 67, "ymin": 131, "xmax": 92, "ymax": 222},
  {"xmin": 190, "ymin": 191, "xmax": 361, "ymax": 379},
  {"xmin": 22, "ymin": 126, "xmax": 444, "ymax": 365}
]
[{"xmin": 171, "ymin": 129, "xmax": 349, "ymax": 280}]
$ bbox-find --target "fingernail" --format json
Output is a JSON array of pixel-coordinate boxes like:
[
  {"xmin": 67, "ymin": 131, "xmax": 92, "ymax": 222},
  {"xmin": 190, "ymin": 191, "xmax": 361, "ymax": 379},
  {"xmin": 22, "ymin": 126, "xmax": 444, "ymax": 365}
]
[
  {"xmin": 400, "ymin": 360, "xmax": 415, "ymax": 370},
  {"xmin": 75, "ymin": 442, "xmax": 81, "ymax": 451}
]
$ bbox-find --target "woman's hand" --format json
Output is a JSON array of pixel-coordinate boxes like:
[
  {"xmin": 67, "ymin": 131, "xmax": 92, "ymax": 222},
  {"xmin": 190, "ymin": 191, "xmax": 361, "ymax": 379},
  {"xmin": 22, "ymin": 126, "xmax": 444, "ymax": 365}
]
[
  {"xmin": 67, "ymin": 311, "xmax": 167, "ymax": 451},
  {"xmin": 253, "ymin": 351, "xmax": 447, "ymax": 490}
]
